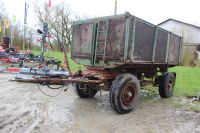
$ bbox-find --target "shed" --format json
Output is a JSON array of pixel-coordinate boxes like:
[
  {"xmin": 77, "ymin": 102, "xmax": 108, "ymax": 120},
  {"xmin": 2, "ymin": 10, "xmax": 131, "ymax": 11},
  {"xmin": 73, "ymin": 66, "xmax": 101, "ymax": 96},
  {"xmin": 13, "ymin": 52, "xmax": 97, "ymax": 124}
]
[
  {"xmin": 158, "ymin": 19, "xmax": 200, "ymax": 44},
  {"xmin": 158, "ymin": 19, "xmax": 200, "ymax": 63}
]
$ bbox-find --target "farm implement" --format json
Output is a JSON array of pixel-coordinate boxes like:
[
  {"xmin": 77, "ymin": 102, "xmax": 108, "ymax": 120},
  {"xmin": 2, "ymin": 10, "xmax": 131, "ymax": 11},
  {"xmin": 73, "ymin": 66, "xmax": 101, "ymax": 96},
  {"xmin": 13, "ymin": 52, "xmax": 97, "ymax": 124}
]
[{"xmin": 12, "ymin": 12, "xmax": 183, "ymax": 114}]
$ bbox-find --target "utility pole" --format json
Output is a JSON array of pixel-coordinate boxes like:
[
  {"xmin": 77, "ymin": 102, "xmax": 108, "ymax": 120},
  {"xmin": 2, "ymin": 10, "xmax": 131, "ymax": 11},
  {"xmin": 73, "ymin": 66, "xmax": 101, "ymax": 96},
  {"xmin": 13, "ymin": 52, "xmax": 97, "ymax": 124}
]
[
  {"xmin": 23, "ymin": 25, "xmax": 26, "ymax": 51},
  {"xmin": 61, "ymin": 12, "xmax": 64, "ymax": 51},
  {"xmin": 3, "ymin": 25, "xmax": 5, "ymax": 37},
  {"xmin": 10, "ymin": 25, "xmax": 12, "ymax": 47},
  {"xmin": 114, "ymin": 0, "xmax": 117, "ymax": 15},
  {"xmin": 3, "ymin": 19, "xmax": 6, "ymax": 37},
  {"xmin": 23, "ymin": 2, "xmax": 29, "ymax": 51},
  {"xmin": 10, "ymin": 15, "xmax": 16, "ymax": 47}
]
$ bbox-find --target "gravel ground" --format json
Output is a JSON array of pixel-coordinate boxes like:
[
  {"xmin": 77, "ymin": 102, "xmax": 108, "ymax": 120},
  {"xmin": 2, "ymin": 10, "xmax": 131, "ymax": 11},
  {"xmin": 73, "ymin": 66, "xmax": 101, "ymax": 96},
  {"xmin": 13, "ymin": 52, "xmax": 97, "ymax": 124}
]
[{"xmin": 0, "ymin": 73, "xmax": 200, "ymax": 133}]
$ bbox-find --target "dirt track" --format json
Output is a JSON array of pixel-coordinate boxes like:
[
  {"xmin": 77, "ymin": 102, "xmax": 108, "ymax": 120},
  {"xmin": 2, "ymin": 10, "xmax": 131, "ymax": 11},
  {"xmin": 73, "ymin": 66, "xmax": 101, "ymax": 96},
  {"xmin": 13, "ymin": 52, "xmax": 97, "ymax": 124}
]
[{"xmin": 0, "ymin": 73, "xmax": 200, "ymax": 133}]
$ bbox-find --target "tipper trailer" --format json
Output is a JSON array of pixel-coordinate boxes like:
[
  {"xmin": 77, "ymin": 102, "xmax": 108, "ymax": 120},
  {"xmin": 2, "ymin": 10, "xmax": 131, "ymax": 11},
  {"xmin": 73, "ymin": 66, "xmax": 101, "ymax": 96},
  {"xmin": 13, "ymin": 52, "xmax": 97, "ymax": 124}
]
[{"xmin": 14, "ymin": 12, "xmax": 183, "ymax": 114}]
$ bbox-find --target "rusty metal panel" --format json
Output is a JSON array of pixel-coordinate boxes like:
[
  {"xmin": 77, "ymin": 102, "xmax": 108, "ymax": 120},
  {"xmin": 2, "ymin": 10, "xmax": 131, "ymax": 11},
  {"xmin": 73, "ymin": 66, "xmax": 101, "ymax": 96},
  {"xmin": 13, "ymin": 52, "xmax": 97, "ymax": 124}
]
[
  {"xmin": 95, "ymin": 18, "xmax": 126, "ymax": 66},
  {"xmin": 133, "ymin": 20, "xmax": 155, "ymax": 61},
  {"xmin": 168, "ymin": 34, "xmax": 181, "ymax": 63},
  {"xmin": 95, "ymin": 21, "xmax": 108, "ymax": 58},
  {"xmin": 154, "ymin": 29, "xmax": 168, "ymax": 62},
  {"xmin": 71, "ymin": 13, "xmax": 183, "ymax": 68},
  {"xmin": 71, "ymin": 23, "xmax": 94, "ymax": 65},
  {"xmin": 105, "ymin": 18, "xmax": 126, "ymax": 59}
]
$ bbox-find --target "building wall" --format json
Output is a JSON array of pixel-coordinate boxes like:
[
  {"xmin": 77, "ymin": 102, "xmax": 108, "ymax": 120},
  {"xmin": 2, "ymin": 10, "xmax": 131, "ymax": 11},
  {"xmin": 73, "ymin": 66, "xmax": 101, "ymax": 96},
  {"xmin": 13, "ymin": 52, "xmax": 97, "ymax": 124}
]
[
  {"xmin": 159, "ymin": 21, "xmax": 200, "ymax": 44},
  {"xmin": 180, "ymin": 43, "xmax": 200, "ymax": 65}
]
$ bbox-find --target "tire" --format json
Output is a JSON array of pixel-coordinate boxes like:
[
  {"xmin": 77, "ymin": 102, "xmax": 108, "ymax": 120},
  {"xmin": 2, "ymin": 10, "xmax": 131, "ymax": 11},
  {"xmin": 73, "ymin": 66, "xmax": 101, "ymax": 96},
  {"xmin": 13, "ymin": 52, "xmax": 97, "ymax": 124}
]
[
  {"xmin": 75, "ymin": 84, "xmax": 98, "ymax": 98},
  {"xmin": 109, "ymin": 74, "xmax": 140, "ymax": 114},
  {"xmin": 159, "ymin": 73, "xmax": 175, "ymax": 98}
]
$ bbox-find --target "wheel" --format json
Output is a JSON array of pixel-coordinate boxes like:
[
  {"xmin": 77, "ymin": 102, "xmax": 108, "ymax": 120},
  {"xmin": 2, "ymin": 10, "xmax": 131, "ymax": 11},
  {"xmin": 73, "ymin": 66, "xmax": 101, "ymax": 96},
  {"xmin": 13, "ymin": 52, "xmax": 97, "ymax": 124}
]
[
  {"xmin": 159, "ymin": 73, "xmax": 175, "ymax": 98},
  {"xmin": 75, "ymin": 83, "xmax": 98, "ymax": 98},
  {"xmin": 109, "ymin": 74, "xmax": 140, "ymax": 114}
]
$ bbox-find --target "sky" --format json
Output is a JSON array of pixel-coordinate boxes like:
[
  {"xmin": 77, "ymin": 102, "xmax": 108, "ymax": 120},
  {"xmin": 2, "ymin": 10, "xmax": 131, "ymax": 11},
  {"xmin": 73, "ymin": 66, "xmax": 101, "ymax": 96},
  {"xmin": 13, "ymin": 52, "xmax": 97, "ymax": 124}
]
[{"xmin": 3, "ymin": 0, "xmax": 200, "ymax": 27}]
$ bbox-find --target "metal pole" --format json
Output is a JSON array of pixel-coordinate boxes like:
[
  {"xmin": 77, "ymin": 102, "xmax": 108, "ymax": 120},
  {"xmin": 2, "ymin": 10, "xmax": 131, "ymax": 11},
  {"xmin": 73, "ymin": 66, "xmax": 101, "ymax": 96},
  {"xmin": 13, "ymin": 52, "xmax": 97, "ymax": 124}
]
[
  {"xmin": 23, "ymin": 24, "xmax": 25, "ymax": 51},
  {"xmin": 23, "ymin": 2, "xmax": 29, "ymax": 51},
  {"xmin": 41, "ymin": 34, "xmax": 44, "ymax": 62},
  {"xmin": 61, "ymin": 13, "xmax": 64, "ymax": 51},
  {"xmin": 114, "ymin": 0, "xmax": 117, "ymax": 15},
  {"xmin": 11, "ymin": 15, "xmax": 16, "ymax": 48},
  {"xmin": 10, "ymin": 24, "xmax": 12, "ymax": 47},
  {"xmin": 3, "ymin": 26, "xmax": 5, "ymax": 37}
]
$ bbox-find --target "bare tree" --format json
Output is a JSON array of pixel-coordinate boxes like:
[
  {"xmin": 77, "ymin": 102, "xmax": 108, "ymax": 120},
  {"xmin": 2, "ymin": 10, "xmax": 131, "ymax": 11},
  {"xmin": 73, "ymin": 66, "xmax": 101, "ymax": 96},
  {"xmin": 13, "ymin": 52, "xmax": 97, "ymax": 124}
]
[
  {"xmin": 12, "ymin": 23, "xmax": 23, "ymax": 48},
  {"xmin": 11, "ymin": 23, "xmax": 36, "ymax": 50},
  {"xmin": 0, "ymin": 0, "xmax": 7, "ymax": 22},
  {"xmin": 33, "ymin": 1, "xmax": 72, "ymax": 51},
  {"xmin": 0, "ymin": 0, "xmax": 8, "ymax": 40},
  {"xmin": 26, "ymin": 28, "xmax": 35, "ymax": 49}
]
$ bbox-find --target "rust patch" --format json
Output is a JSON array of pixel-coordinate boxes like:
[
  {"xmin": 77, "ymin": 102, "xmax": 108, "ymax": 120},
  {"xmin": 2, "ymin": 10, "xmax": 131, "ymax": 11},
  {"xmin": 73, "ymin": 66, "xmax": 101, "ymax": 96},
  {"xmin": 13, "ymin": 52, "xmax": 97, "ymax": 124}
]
[{"xmin": 80, "ymin": 68, "xmax": 118, "ymax": 80}]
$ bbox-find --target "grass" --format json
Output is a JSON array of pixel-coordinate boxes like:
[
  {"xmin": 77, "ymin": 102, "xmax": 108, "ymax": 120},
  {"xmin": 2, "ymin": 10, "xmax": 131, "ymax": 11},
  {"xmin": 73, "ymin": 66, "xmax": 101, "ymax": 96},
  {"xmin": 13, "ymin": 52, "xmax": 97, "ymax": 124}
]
[
  {"xmin": 32, "ymin": 50, "xmax": 85, "ymax": 73},
  {"xmin": 32, "ymin": 50, "xmax": 200, "ymax": 97},
  {"xmin": 168, "ymin": 97, "xmax": 200, "ymax": 112},
  {"xmin": 169, "ymin": 66, "xmax": 200, "ymax": 96},
  {"xmin": 32, "ymin": 50, "xmax": 64, "ymax": 63}
]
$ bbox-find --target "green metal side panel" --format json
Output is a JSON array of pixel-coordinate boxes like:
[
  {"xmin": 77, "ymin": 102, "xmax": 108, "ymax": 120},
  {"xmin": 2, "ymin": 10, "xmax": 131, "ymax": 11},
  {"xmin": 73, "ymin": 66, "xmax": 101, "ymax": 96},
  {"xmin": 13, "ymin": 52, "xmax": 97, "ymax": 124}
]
[
  {"xmin": 71, "ymin": 13, "xmax": 183, "ymax": 68},
  {"xmin": 94, "ymin": 17, "xmax": 127, "ymax": 67},
  {"xmin": 71, "ymin": 23, "xmax": 95, "ymax": 66},
  {"xmin": 72, "ymin": 14, "xmax": 129, "ymax": 68}
]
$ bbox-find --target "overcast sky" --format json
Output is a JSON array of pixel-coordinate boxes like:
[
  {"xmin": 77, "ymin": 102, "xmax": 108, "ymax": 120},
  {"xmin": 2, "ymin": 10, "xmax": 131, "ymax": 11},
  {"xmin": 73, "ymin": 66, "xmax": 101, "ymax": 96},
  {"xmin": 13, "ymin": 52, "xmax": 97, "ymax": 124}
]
[{"xmin": 3, "ymin": 0, "xmax": 200, "ymax": 27}]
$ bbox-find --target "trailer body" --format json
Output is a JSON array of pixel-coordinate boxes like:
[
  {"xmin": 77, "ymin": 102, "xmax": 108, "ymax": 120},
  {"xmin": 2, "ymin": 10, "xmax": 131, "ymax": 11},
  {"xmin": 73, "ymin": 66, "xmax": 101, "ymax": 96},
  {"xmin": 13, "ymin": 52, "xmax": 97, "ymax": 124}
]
[
  {"xmin": 69, "ymin": 13, "xmax": 183, "ymax": 113},
  {"xmin": 13, "ymin": 13, "xmax": 183, "ymax": 114},
  {"xmin": 71, "ymin": 13, "xmax": 182, "ymax": 68}
]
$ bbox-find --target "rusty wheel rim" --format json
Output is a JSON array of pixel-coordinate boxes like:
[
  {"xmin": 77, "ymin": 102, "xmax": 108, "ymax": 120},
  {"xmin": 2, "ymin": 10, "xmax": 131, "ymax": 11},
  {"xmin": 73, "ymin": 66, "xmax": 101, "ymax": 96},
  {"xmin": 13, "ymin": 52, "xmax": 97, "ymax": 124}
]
[
  {"xmin": 167, "ymin": 79, "xmax": 173, "ymax": 92},
  {"xmin": 122, "ymin": 85, "xmax": 136, "ymax": 106}
]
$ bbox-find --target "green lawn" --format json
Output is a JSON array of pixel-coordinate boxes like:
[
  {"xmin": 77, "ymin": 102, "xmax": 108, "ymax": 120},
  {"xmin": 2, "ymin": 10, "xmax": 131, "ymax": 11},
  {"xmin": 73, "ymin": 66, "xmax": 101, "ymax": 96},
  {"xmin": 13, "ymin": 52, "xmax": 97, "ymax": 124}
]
[
  {"xmin": 32, "ymin": 50, "xmax": 85, "ymax": 73},
  {"xmin": 169, "ymin": 66, "xmax": 200, "ymax": 96},
  {"xmin": 32, "ymin": 50, "xmax": 64, "ymax": 63},
  {"xmin": 31, "ymin": 50, "xmax": 200, "ymax": 97}
]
